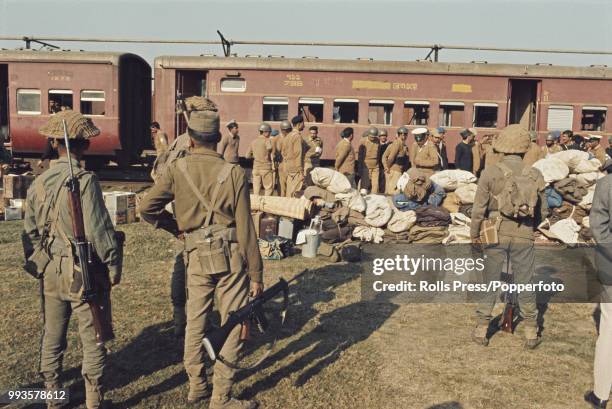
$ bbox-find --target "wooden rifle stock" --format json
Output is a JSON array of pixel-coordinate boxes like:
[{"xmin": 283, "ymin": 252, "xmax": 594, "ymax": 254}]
[{"xmin": 63, "ymin": 120, "xmax": 114, "ymax": 344}]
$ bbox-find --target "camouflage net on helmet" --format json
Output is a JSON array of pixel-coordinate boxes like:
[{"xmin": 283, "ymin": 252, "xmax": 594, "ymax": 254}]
[
  {"xmin": 38, "ymin": 110, "xmax": 100, "ymax": 139},
  {"xmin": 184, "ymin": 96, "xmax": 218, "ymax": 112}
]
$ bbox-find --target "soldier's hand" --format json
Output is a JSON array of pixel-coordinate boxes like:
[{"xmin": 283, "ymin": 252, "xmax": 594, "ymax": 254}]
[{"xmin": 250, "ymin": 281, "xmax": 264, "ymax": 298}]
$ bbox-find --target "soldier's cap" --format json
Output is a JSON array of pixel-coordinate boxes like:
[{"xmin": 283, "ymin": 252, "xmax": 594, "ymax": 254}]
[
  {"xmin": 548, "ymin": 130, "xmax": 561, "ymax": 140},
  {"xmin": 187, "ymin": 110, "xmax": 221, "ymax": 143},
  {"xmin": 588, "ymin": 134, "xmax": 602, "ymax": 140},
  {"xmin": 379, "ymin": 129, "xmax": 388, "ymax": 136},
  {"xmin": 291, "ymin": 115, "xmax": 304, "ymax": 126},
  {"xmin": 412, "ymin": 127, "xmax": 429, "ymax": 140},
  {"xmin": 545, "ymin": 133, "xmax": 557, "ymax": 141},
  {"xmin": 39, "ymin": 110, "xmax": 100, "ymax": 140},
  {"xmin": 259, "ymin": 122, "xmax": 272, "ymax": 133},
  {"xmin": 493, "ymin": 124, "xmax": 530, "ymax": 154},
  {"xmin": 226, "ymin": 119, "xmax": 238, "ymax": 129},
  {"xmin": 280, "ymin": 120, "xmax": 292, "ymax": 130},
  {"xmin": 397, "ymin": 126, "xmax": 409, "ymax": 135},
  {"xmin": 271, "ymin": 129, "xmax": 279, "ymax": 137},
  {"xmin": 582, "ymin": 135, "xmax": 591, "ymax": 142},
  {"xmin": 431, "ymin": 127, "xmax": 446, "ymax": 137},
  {"xmin": 341, "ymin": 127, "xmax": 354, "ymax": 138},
  {"xmin": 367, "ymin": 126, "xmax": 380, "ymax": 138},
  {"xmin": 460, "ymin": 128, "xmax": 478, "ymax": 139}
]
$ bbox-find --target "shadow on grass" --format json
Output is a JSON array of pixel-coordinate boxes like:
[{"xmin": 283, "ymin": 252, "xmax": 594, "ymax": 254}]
[
  {"xmin": 237, "ymin": 263, "xmax": 400, "ymax": 399},
  {"xmin": 426, "ymin": 403, "xmax": 464, "ymax": 409}
]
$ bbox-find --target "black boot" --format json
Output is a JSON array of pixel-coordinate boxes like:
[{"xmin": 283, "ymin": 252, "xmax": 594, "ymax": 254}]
[{"xmin": 585, "ymin": 391, "xmax": 608, "ymax": 408}]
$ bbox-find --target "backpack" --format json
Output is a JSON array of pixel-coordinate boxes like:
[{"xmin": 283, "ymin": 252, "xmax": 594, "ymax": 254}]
[{"xmin": 494, "ymin": 162, "xmax": 541, "ymax": 219}]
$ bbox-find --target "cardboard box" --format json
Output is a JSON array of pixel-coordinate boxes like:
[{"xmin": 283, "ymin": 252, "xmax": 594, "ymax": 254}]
[
  {"xmin": 103, "ymin": 191, "xmax": 136, "ymax": 214},
  {"xmin": 4, "ymin": 206, "xmax": 23, "ymax": 221},
  {"xmin": 109, "ymin": 211, "xmax": 127, "ymax": 226},
  {"xmin": 9, "ymin": 199, "xmax": 25, "ymax": 209},
  {"xmin": 3, "ymin": 174, "xmax": 35, "ymax": 199}
]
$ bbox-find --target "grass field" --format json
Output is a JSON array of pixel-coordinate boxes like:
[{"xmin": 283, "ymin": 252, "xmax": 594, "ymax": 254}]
[{"xmin": 0, "ymin": 220, "xmax": 601, "ymax": 409}]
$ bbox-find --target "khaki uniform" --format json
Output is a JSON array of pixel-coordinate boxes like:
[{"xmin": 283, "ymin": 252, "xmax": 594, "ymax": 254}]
[
  {"xmin": 409, "ymin": 141, "xmax": 439, "ymax": 176},
  {"xmin": 590, "ymin": 144, "xmax": 607, "ymax": 165},
  {"xmin": 541, "ymin": 144, "xmax": 561, "ymax": 157},
  {"xmin": 218, "ymin": 133, "xmax": 240, "ymax": 164},
  {"xmin": 281, "ymin": 129, "xmax": 304, "ymax": 197},
  {"xmin": 246, "ymin": 136, "xmax": 275, "ymax": 196},
  {"xmin": 154, "ymin": 130, "xmax": 169, "ymax": 155},
  {"xmin": 335, "ymin": 138, "xmax": 356, "ymax": 187},
  {"xmin": 469, "ymin": 154, "xmax": 548, "ymax": 329},
  {"xmin": 522, "ymin": 142, "xmax": 544, "ymax": 167},
  {"xmin": 382, "ymin": 138, "xmax": 408, "ymax": 194},
  {"xmin": 472, "ymin": 142, "xmax": 483, "ymax": 176},
  {"xmin": 272, "ymin": 135, "xmax": 286, "ymax": 196},
  {"xmin": 359, "ymin": 138, "xmax": 381, "ymax": 193},
  {"xmin": 139, "ymin": 147, "xmax": 263, "ymax": 403},
  {"xmin": 23, "ymin": 157, "xmax": 119, "ymax": 408},
  {"xmin": 303, "ymin": 134, "xmax": 323, "ymax": 176},
  {"xmin": 483, "ymin": 144, "xmax": 502, "ymax": 169}
]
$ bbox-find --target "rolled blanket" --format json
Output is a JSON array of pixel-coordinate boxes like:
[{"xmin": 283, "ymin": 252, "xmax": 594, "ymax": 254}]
[{"xmin": 250, "ymin": 194, "xmax": 312, "ymax": 220}]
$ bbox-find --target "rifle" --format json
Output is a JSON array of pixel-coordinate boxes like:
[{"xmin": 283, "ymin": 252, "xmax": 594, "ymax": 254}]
[
  {"xmin": 62, "ymin": 120, "xmax": 114, "ymax": 345},
  {"xmin": 500, "ymin": 258, "xmax": 517, "ymax": 333},
  {"xmin": 203, "ymin": 269, "xmax": 308, "ymax": 366}
]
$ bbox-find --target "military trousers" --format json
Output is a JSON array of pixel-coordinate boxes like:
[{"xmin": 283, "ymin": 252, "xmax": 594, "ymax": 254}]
[
  {"xmin": 385, "ymin": 170, "xmax": 403, "ymax": 195},
  {"xmin": 367, "ymin": 167, "xmax": 380, "ymax": 194},
  {"xmin": 252, "ymin": 168, "xmax": 274, "ymax": 196},
  {"xmin": 171, "ymin": 246, "xmax": 187, "ymax": 307},
  {"xmin": 594, "ymin": 285, "xmax": 612, "ymax": 400},
  {"xmin": 475, "ymin": 235, "xmax": 538, "ymax": 327},
  {"xmin": 184, "ymin": 250, "xmax": 249, "ymax": 401},
  {"xmin": 285, "ymin": 171, "xmax": 304, "ymax": 198},
  {"xmin": 278, "ymin": 167, "xmax": 287, "ymax": 197},
  {"xmin": 39, "ymin": 257, "xmax": 107, "ymax": 390}
]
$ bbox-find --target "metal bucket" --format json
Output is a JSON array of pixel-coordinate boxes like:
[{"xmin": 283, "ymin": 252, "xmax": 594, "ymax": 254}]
[{"xmin": 301, "ymin": 229, "xmax": 320, "ymax": 258}]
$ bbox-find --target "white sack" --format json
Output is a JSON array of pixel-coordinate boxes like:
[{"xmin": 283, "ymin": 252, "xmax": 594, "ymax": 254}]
[
  {"xmin": 430, "ymin": 169, "xmax": 477, "ymax": 191},
  {"xmin": 454, "ymin": 183, "xmax": 478, "ymax": 205},
  {"xmin": 531, "ymin": 158, "xmax": 569, "ymax": 183},
  {"xmin": 310, "ymin": 167, "xmax": 352, "ymax": 194},
  {"xmin": 335, "ymin": 189, "xmax": 366, "ymax": 213},
  {"xmin": 574, "ymin": 158, "xmax": 602, "ymax": 174},
  {"xmin": 352, "ymin": 226, "xmax": 385, "ymax": 243},
  {"xmin": 550, "ymin": 150, "xmax": 591, "ymax": 172}
]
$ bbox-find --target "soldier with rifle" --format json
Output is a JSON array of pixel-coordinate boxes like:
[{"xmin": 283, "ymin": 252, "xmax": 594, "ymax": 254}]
[
  {"xmin": 22, "ymin": 110, "xmax": 122, "ymax": 408},
  {"xmin": 140, "ymin": 106, "xmax": 264, "ymax": 409}
]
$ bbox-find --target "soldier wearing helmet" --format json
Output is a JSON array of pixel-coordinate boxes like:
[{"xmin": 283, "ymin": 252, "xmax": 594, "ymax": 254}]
[
  {"xmin": 218, "ymin": 120, "xmax": 241, "ymax": 165},
  {"xmin": 541, "ymin": 131, "xmax": 561, "ymax": 157},
  {"xmin": 246, "ymin": 122, "xmax": 276, "ymax": 196},
  {"xmin": 281, "ymin": 115, "xmax": 306, "ymax": 197},
  {"xmin": 273, "ymin": 120, "xmax": 292, "ymax": 196},
  {"xmin": 410, "ymin": 128, "xmax": 439, "ymax": 176},
  {"xmin": 382, "ymin": 126, "xmax": 410, "ymax": 194},
  {"xmin": 357, "ymin": 126, "xmax": 381, "ymax": 193}
]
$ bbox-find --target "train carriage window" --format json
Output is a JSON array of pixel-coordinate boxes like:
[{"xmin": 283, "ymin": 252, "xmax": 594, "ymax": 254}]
[
  {"xmin": 403, "ymin": 101, "xmax": 429, "ymax": 125},
  {"xmin": 333, "ymin": 99, "xmax": 359, "ymax": 124},
  {"xmin": 16, "ymin": 89, "xmax": 41, "ymax": 115},
  {"xmin": 368, "ymin": 100, "xmax": 393, "ymax": 125},
  {"xmin": 221, "ymin": 78, "xmax": 246, "ymax": 93},
  {"xmin": 48, "ymin": 90, "xmax": 73, "ymax": 113},
  {"xmin": 547, "ymin": 105, "xmax": 574, "ymax": 131},
  {"xmin": 298, "ymin": 97, "xmax": 324, "ymax": 122},
  {"xmin": 473, "ymin": 103, "xmax": 498, "ymax": 128},
  {"xmin": 262, "ymin": 96, "xmax": 288, "ymax": 121},
  {"xmin": 439, "ymin": 102, "xmax": 465, "ymax": 127},
  {"xmin": 581, "ymin": 106, "xmax": 607, "ymax": 131},
  {"xmin": 80, "ymin": 90, "xmax": 105, "ymax": 116}
]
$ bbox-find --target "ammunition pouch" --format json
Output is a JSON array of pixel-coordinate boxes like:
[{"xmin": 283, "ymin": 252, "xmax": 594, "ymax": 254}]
[
  {"xmin": 24, "ymin": 247, "xmax": 51, "ymax": 279},
  {"xmin": 185, "ymin": 225, "xmax": 240, "ymax": 275}
]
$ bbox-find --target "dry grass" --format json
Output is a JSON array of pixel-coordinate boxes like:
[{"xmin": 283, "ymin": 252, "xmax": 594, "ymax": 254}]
[{"xmin": 0, "ymin": 220, "xmax": 599, "ymax": 409}]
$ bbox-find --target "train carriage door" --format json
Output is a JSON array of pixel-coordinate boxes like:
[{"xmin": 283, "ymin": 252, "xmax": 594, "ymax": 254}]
[
  {"xmin": 175, "ymin": 70, "xmax": 207, "ymax": 136},
  {"xmin": 507, "ymin": 79, "xmax": 540, "ymax": 131},
  {"xmin": 0, "ymin": 64, "xmax": 8, "ymax": 142}
]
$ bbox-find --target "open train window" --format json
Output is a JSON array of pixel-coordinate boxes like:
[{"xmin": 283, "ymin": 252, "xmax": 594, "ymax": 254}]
[
  {"xmin": 547, "ymin": 105, "xmax": 574, "ymax": 130},
  {"xmin": 333, "ymin": 99, "xmax": 359, "ymax": 124},
  {"xmin": 368, "ymin": 100, "xmax": 393, "ymax": 125},
  {"xmin": 439, "ymin": 102, "xmax": 464, "ymax": 127},
  {"xmin": 262, "ymin": 96, "xmax": 288, "ymax": 121},
  {"xmin": 80, "ymin": 90, "xmax": 105, "ymax": 116},
  {"xmin": 581, "ymin": 106, "xmax": 606, "ymax": 131},
  {"xmin": 403, "ymin": 101, "xmax": 429, "ymax": 126},
  {"xmin": 48, "ymin": 90, "xmax": 73, "ymax": 113},
  {"xmin": 16, "ymin": 89, "xmax": 41, "ymax": 115},
  {"xmin": 473, "ymin": 103, "xmax": 498, "ymax": 128},
  {"xmin": 221, "ymin": 78, "xmax": 246, "ymax": 93},
  {"xmin": 298, "ymin": 97, "xmax": 324, "ymax": 122}
]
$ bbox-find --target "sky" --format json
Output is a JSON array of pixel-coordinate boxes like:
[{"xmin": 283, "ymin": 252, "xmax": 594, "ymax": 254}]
[{"xmin": 0, "ymin": 0, "xmax": 611, "ymax": 68}]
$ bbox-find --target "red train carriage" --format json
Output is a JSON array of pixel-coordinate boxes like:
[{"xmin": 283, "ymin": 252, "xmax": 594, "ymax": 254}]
[
  {"xmin": 153, "ymin": 56, "xmax": 611, "ymax": 162},
  {"xmin": 0, "ymin": 50, "xmax": 151, "ymax": 166}
]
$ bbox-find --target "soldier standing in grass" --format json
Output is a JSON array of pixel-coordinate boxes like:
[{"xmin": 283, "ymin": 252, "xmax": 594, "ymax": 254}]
[
  {"xmin": 246, "ymin": 123, "xmax": 275, "ymax": 196},
  {"xmin": 218, "ymin": 120, "xmax": 241, "ymax": 165},
  {"xmin": 23, "ymin": 110, "xmax": 120, "ymax": 408},
  {"xmin": 282, "ymin": 115, "xmax": 306, "ymax": 197},
  {"xmin": 140, "ymin": 108, "xmax": 263, "ymax": 409},
  {"xmin": 335, "ymin": 127, "xmax": 356, "ymax": 187},
  {"xmin": 382, "ymin": 126, "xmax": 409, "ymax": 194}
]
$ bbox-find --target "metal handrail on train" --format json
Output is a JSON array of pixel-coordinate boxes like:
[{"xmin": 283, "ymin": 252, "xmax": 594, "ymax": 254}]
[{"xmin": 1, "ymin": 33, "xmax": 611, "ymax": 62}]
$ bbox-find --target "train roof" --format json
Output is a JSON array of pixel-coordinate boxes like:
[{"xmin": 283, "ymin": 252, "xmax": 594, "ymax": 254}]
[
  {"xmin": 154, "ymin": 55, "xmax": 612, "ymax": 80},
  {"xmin": 0, "ymin": 49, "xmax": 148, "ymax": 66}
]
